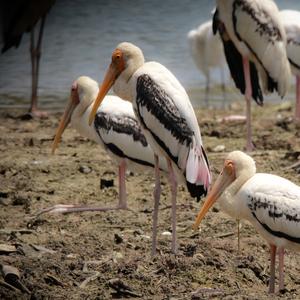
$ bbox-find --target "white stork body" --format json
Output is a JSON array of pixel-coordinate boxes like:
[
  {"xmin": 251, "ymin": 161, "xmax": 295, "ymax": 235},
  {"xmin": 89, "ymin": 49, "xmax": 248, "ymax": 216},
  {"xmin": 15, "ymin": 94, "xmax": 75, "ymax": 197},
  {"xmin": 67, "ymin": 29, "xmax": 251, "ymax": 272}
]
[
  {"xmin": 214, "ymin": 0, "xmax": 291, "ymax": 151},
  {"xmin": 194, "ymin": 151, "xmax": 300, "ymax": 293},
  {"xmin": 89, "ymin": 42, "xmax": 211, "ymax": 255},
  {"xmin": 42, "ymin": 76, "xmax": 167, "ymax": 214},
  {"xmin": 280, "ymin": 10, "xmax": 300, "ymax": 121},
  {"xmin": 188, "ymin": 20, "xmax": 226, "ymax": 105}
]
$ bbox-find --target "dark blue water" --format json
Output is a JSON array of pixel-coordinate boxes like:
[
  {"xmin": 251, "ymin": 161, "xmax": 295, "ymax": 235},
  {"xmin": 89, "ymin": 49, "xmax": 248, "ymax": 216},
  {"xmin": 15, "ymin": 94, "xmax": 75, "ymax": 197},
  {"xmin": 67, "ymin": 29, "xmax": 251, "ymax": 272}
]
[{"xmin": 0, "ymin": 0, "xmax": 299, "ymax": 110}]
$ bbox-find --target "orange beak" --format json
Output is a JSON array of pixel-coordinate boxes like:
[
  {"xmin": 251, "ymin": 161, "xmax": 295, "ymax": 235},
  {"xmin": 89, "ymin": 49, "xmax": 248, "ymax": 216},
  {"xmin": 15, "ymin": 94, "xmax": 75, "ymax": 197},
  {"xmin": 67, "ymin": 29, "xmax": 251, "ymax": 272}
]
[
  {"xmin": 193, "ymin": 162, "xmax": 235, "ymax": 230},
  {"xmin": 88, "ymin": 63, "xmax": 119, "ymax": 126},
  {"xmin": 51, "ymin": 96, "xmax": 78, "ymax": 154}
]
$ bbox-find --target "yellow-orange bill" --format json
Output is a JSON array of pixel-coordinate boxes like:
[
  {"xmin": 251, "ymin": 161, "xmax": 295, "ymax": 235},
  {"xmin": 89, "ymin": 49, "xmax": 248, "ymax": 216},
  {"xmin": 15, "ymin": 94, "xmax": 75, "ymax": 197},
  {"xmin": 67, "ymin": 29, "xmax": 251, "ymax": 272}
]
[
  {"xmin": 88, "ymin": 64, "xmax": 117, "ymax": 126},
  {"xmin": 51, "ymin": 98, "xmax": 77, "ymax": 154},
  {"xmin": 192, "ymin": 166, "xmax": 235, "ymax": 230}
]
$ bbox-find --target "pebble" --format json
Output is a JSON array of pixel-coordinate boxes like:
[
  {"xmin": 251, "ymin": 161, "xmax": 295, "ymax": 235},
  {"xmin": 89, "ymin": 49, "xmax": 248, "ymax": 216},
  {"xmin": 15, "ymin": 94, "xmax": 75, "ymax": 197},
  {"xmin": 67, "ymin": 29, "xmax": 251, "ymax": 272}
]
[{"xmin": 79, "ymin": 165, "xmax": 92, "ymax": 174}]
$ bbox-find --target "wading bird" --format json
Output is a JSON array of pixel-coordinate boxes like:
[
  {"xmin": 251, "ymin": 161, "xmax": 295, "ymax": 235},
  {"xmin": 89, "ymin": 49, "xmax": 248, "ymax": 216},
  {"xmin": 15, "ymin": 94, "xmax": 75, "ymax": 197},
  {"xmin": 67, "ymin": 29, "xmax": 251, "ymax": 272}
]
[
  {"xmin": 40, "ymin": 76, "xmax": 167, "ymax": 214},
  {"xmin": 188, "ymin": 20, "xmax": 226, "ymax": 106},
  {"xmin": 280, "ymin": 9, "xmax": 300, "ymax": 122},
  {"xmin": 213, "ymin": 0, "xmax": 291, "ymax": 151},
  {"xmin": 1, "ymin": 0, "xmax": 55, "ymax": 117},
  {"xmin": 89, "ymin": 42, "xmax": 211, "ymax": 255},
  {"xmin": 193, "ymin": 151, "xmax": 300, "ymax": 294}
]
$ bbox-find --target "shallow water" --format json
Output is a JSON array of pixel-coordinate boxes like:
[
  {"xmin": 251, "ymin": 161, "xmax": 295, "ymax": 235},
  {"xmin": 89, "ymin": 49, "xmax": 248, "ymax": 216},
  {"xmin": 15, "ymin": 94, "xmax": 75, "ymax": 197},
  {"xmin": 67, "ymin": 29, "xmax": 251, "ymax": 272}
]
[{"xmin": 0, "ymin": 0, "xmax": 299, "ymax": 110}]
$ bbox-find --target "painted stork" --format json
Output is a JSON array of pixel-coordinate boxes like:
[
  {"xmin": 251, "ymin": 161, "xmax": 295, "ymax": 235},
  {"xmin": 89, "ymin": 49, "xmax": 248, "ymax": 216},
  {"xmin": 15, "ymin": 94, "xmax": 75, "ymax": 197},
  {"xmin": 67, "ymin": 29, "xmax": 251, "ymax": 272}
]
[
  {"xmin": 188, "ymin": 20, "xmax": 226, "ymax": 106},
  {"xmin": 1, "ymin": 0, "xmax": 55, "ymax": 117},
  {"xmin": 279, "ymin": 10, "xmax": 300, "ymax": 122},
  {"xmin": 213, "ymin": 0, "xmax": 291, "ymax": 151},
  {"xmin": 40, "ymin": 76, "xmax": 167, "ymax": 214},
  {"xmin": 193, "ymin": 151, "xmax": 300, "ymax": 294},
  {"xmin": 88, "ymin": 42, "xmax": 211, "ymax": 255}
]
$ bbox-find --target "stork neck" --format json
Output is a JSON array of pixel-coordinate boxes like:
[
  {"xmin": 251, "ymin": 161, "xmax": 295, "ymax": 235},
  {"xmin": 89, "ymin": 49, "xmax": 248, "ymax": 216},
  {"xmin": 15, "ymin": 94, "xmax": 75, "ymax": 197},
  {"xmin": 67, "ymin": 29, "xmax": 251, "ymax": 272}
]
[
  {"xmin": 71, "ymin": 103, "xmax": 96, "ymax": 141},
  {"xmin": 113, "ymin": 57, "xmax": 144, "ymax": 101},
  {"xmin": 219, "ymin": 169, "xmax": 254, "ymax": 218}
]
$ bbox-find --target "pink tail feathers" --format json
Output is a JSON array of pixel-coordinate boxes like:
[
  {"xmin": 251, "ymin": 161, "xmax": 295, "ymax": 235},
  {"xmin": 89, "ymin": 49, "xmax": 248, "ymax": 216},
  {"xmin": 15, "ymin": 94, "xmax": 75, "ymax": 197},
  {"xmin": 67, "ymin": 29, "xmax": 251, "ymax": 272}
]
[
  {"xmin": 186, "ymin": 146, "xmax": 211, "ymax": 189},
  {"xmin": 185, "ymin": 145, "xmax": 211, "ymax": 199}
]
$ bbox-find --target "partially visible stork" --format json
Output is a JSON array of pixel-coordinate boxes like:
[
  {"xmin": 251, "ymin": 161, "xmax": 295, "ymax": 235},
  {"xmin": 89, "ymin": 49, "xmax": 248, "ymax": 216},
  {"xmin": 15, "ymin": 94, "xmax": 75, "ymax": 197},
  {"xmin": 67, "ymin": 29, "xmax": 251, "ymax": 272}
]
[
  {"xmin": 279, "ymin": 10, "xmax": 300, "ymax": 122},
  {"xmin": 213, "ymin": 0, "xmax": 291, "ymax": 151},
  {"xmin": 1, "ymin": 0, "xmax": 55, "ymax": 117},
  {"xmin": 188, "ymin": 20, "xmax": 226, "ymax": 106},
  {"xmin": 193, "ymin": 151, "xmax": 300, "ymax": 294}
]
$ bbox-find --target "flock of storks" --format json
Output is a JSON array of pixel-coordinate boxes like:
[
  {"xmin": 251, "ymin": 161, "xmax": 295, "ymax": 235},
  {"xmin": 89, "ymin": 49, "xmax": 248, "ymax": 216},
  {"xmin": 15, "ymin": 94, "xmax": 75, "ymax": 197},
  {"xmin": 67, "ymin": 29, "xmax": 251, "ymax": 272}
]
[{"xmin": 2, "ymin": 0, "xmax": 300, "ymax": 295}]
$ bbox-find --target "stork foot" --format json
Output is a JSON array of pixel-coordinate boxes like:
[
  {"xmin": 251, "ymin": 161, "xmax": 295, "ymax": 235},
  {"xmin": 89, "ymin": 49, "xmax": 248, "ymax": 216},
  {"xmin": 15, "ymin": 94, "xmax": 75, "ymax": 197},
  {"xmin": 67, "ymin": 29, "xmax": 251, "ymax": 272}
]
[
  {"xmin": 29, "ymin": 109, "xmax": 48, "ymax": 119},
  {"xmin": 34, "ymin": 203, "xmax": 133, "ymax": 217}
]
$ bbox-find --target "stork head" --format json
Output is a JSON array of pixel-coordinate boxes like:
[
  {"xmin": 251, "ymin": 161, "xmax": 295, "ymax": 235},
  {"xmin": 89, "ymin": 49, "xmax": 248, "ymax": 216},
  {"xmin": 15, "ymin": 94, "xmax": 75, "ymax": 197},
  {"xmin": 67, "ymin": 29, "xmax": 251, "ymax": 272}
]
[
  {"xmin": 193, "ymin": 151, "xmax": 256, "ymax": 229},
  {"xmin": 88, "ymin": 42, "xmax": 144, "ymax": 125},
  {"xmin": 51, "ymin": 76, "xmax": 98, "ymax": 154}
]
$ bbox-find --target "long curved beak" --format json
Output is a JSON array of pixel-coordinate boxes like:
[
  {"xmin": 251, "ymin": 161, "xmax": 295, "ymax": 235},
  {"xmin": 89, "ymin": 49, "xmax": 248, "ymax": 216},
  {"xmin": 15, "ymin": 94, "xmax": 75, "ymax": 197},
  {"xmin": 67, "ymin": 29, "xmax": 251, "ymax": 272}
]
[
  {"xmin": 193, "ymin": 167, "xmax": 235, "ymax": 230},
  {"xmin": 51, "ymin": 97, "xmax": 77, "ymax": 154},
  {"xmin": 88, "ymin": 64, "xmax": 117, "ymax": 126}
]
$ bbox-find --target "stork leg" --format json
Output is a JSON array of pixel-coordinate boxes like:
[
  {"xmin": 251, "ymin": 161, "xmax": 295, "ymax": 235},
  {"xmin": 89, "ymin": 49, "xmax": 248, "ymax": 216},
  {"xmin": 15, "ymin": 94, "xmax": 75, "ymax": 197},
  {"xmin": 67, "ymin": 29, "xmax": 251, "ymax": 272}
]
[
  {"xmin": 117, "ymin": 159, "xmax": 127, "ymax": 209},
  {"xmin": 167, "ymin": 159, "xmax": 178, "ymax": 254},
  {"xmin": 35, "ymin": 160, "xmax": 130, "ymax": 216},
  {"xmin": 295, "ymin": 75, "xmax": 300, "ymax": 122},
  {"xmin": 237, "ymin": 219, "xmax": 241, "ymax": 253},
  {"xmin": 269, "ymin": 244, "xmax": 277, "ymax": 294},
  {"xmin": 278, "ymin": 247, "xmax": 285, "ymax": 292},
  {"xmin": 220, "ymin": 67, "xmax": 226, "ymax": 109},
  {"xmin": 204, "ymin": 73, "xmax": 210, "ymax": 107},
  {"xmin": 151, "ymin": 154, "xmax": 161, "ymax": 256},
  {"xmin": 29, "ymin": 16, "xmax": 48, "ymax": 118},
  {"xmin": 242, "ymin": 57, "xmax": 254, "ymax": 152}
]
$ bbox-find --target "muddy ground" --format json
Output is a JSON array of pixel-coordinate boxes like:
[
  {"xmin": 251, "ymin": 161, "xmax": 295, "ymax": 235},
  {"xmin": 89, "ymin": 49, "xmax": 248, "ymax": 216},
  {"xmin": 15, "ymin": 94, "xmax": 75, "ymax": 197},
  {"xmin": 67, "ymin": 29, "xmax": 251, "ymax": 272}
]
[{"xmin": 0, "ymin": 100, "xmax": 300, "ymax": 300}]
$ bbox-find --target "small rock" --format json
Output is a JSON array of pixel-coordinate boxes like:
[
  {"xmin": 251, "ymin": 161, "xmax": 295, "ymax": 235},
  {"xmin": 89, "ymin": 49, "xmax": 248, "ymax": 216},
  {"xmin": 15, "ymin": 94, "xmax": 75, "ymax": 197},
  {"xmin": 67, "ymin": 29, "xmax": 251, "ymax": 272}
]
[
  {"xmin": 0, "ymin": 244, "xmax": 17, "ymax": 254},
  {"xmin": 114, "ymin": 233, "xmax": 123, "ymax": 244},
  {"xmin": 100, "ymin": 178, "xmax": 114, "ymax": 189},
  {"xmin": 161, "ymin": 231, "xmax": 172, "ymax": 236},
  {"xmin": 112, "ymin": 251, "xmax": 123, "ymax": 263},
  {"xmin": 212, "ymin": 145, "xmax": 225, "ymax": 152},
  {"xmin": 79, "ymin": 165, "xmax": 92, "ymax": 174}
]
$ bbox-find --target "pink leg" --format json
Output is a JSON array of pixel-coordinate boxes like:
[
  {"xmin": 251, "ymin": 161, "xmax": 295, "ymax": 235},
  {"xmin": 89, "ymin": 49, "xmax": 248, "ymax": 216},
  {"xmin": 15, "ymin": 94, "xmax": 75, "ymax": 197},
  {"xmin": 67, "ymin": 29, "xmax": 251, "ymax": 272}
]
[
  {"xmin": 118, "ymin": 159, "xmax": 127, "ymax": 209},
  {"xmin": 278, "ymin": 247, "xmax": 285, "ymax": 292},
  {"xmin": 269, "ymin": 244, "xmax": 277, "ymax": 294},
  {"xmin": 151, "ymin": 154, "xmax": 161, "ymax": 257},
  {"xmin": 295, "ymin": 75, "xmax": 300, "ymax": 122},
  {"xmin": 167, "ymin": 159, "xmax": 178, "ymax": 254},
  {"xmin": 35, "ymin": 161, "xmax": 129, "ymax": 216},
  {"xmin": 243, "ymin": 57, "xmax": 254, "ymax": 152}
]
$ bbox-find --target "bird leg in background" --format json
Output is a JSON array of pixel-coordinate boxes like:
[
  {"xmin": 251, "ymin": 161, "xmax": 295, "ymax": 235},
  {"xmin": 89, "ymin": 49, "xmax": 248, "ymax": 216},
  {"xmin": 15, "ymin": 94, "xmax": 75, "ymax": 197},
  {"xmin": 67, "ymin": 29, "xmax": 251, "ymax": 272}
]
[
  {"xmin": 118, "ymin": 160, "xmax": 127, "ymax": 209},
  {"xmin": 269, "ymin": 244, "xmax": 277, "ymax": 294},
  {"xmin": 167, "ymin": 159, "xmax": 178, "ymax": 254},
  {"xmin": 204, "ymin": 73, "xmax": 210, "ymax": 107},
  {"xmin": 243, "ymin": 57, "xmax": 254, "ymax": 152},
  {"xmin": 220, "ymin": 67, "xmax": 226, "ymax": 109},
  {"xmin": 151, "ymin": 154, "xmax": 161, "ymax": 257},
  {"xmin": 295, "ymin": 75, "xmax": 300, "ymax": 122},
  {"xmin": 237, "ymin": 219, "xmax": 241, "ymax": 253},
  {"xmin": 29, "ymin": 16, "xmax": 48, "ymax": 118},
  {"xmin": 278, "ymin": 247, "xmax": 285, "ymax": 292}
]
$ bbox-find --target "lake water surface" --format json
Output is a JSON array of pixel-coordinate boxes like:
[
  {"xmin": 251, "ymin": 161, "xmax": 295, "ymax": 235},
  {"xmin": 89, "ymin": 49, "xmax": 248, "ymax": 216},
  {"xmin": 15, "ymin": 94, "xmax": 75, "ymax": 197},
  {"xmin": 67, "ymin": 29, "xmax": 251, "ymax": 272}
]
[{"xmin": 0, "ymin": 0, "xmax": 299, "ymax": 110}]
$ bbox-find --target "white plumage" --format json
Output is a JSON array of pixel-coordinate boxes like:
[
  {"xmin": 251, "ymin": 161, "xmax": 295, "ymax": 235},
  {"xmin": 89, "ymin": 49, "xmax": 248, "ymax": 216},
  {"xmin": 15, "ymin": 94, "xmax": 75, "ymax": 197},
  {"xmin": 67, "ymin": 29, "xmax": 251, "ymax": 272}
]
[
  {"xmin": 42, "ymin": 76, "xmax": 167, "ymax": 214},
  {"xmin": 280, "ymin": 9, "xmax": 300, "ymax": 121},
  {"xmin": 89, "ymin": 42, "xmax": 211, "ymax": 255},
  {"xmin": 214, "ymin": 0, "xmax": 291, "ymax": 150},
  {"xmin": 194, "ymin": 151, "xmax": 300, "ymax": 293},
  {"xmin": 187, "ymin": 20, "xmax": 226, "ymax": 104}
]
